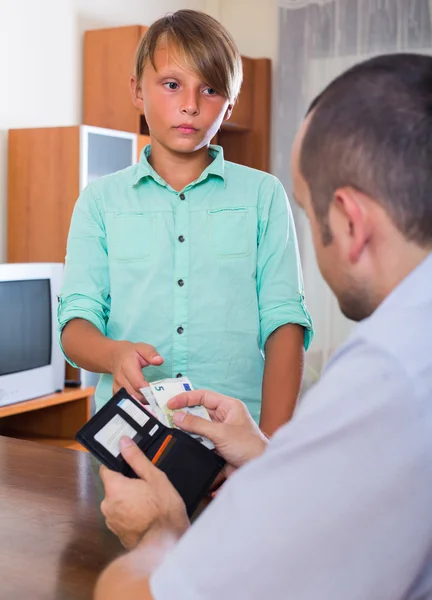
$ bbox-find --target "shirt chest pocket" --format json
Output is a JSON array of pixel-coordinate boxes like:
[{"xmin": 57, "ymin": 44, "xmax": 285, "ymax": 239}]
[
  {"xmin": 208, "ymin": 207, "xmax": 251, "ymax": 257},
  {"xmin": 110, "ymin": 213, "xmax": 155, "ymax": 261}
]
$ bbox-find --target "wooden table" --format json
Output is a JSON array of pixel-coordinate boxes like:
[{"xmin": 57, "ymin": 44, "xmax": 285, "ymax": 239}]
[{"xmin": 0, "ymin": 436, "xmax": 123, "ymax": 600}]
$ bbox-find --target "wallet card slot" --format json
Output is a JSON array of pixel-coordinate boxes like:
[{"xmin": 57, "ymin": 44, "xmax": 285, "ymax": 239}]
[
  {"xmin": 114, "ymin": 397, "xmax": 167, "ymax": 452},
  {"xmin": 75, "ymin": 389, "xmax": 168, "ymax": 467},
  {"xmin": 143, "ymin": 432, "xmax": 174, "ymax": 462},
  {"xmin": 152, "ymin": 435, "xmax": 176, "ymax": 465}
]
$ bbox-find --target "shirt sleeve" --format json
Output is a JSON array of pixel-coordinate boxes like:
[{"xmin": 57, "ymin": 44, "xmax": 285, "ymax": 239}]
[
  {"xmin": 256, "ymin": 176, "xmax": 313, "ymax": 350},
  {"xmin": 57, "ymin": 184, "xmax": 110, "ymax": 367},
  {"xmin": 150, "ymin": 340, "xmax": 429, "ymax": 600}
]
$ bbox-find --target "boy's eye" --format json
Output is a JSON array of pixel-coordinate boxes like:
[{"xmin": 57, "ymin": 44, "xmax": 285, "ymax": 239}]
[
  {"xmin": 204, "ymin": 87, "xmax": 217, "ymax": 96},
  {"xmin": 164, "ymin": 82, "xmax": 179, "ymax": 90}
]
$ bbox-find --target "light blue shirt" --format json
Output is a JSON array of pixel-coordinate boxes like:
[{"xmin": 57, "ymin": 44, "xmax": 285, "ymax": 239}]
[
  {"xmin": 151, "ymin": 253, "xmax": 432, "ymax": 600},
  {"xmin": 58, "ymin": 145, "xmax": 313, "ymax": 421}
]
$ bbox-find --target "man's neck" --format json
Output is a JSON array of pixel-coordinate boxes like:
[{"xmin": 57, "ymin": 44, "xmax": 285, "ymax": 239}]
[
  {"xmin": 148, "ymin": 138, "xmax": 212, "ymax": 192},
  {"xmin": 374, "ymin": 240, "xmax": 432, "ymax": 304}
]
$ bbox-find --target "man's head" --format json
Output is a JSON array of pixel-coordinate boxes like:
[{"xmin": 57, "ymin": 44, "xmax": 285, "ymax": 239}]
[
  {"xmin": 131, "ymin": 10, "xmax": 242, "ymax": 153},
  {"xmin": 292, "ymin": 53, "xmax": 432, "ymax": 321}
]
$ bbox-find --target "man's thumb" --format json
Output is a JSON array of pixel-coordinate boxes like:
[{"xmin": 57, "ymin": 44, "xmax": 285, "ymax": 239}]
[
  {"xmin": 173, "ymin": 411, "xmax": 220, "ymax": 445},
  {"xmin": 119, "ymin": 437, "xmax": 156, "ymax": 479}
]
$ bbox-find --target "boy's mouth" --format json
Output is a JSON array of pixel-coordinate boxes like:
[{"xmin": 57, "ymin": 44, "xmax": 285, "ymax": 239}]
[{"xmin": 175, "ymin": 124, "xmax": 199, "ymax": 135}]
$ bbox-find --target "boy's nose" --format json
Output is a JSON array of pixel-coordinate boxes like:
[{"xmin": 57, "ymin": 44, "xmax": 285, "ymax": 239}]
[
  {"xmin": 180, "ymin": 103, "xmax": 199, "ymax": 117},
  {"xmin": 180, "ymin": 91, "xmax": 200, "ymax": 116}
]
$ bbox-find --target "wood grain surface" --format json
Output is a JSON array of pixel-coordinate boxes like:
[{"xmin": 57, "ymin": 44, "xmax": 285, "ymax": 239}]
[{"xmin": 0, "ymin": 436, "xmax": 123, "ymax": 600}]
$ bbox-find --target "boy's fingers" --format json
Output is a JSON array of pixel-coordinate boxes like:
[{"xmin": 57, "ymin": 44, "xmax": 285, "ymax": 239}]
[
  {"xmin": 136, "ymin": 343, "xmax": 164, "ymax": 366},
  {"xmin": 117, "ymin": 380, "xmax": 144, "ymax": 402},
  {"xmin": 120, "ymin": 366, "xmax": 146, "ymax": 400}
]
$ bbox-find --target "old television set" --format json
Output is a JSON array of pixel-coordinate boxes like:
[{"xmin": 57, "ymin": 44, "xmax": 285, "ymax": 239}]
[{"xmin": 0, "ymin": 263, "xmax": 65, "ymax": 407}]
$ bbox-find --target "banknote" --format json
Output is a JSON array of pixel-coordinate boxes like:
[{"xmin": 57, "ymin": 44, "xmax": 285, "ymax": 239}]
[
  {"xmin": 141, "ymin": 382, "xmax": 202, "ymax": 431},
  {"xmin": 141, "ymin": 377, "xmax": 214, "ymax": 449},
  {"xmin": 141, "ymin": 386, "xmax": 167, "ymax": 425}
]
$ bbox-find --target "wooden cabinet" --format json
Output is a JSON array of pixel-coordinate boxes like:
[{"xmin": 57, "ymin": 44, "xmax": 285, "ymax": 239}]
[
  {"xmin": 8, "ymin": 126, "xmax": 80, "ymax": 264},
  {"xmin": 0, "ymin": 387, "xmax": 94, "ymax": 451},
  {"xmin": 84, "ymin": 25, "xmax": 147, "ymax": 134},
  {"xmin": 83, "ymin": 26, "xmax": 271, "ymax": 172},
  {"xmin": 8, "ymin": 125, "xmax": 136, "ymax": 264},
  {"xmin": 225, "ymin": 56, "xmax": 254, "ymax": 131},
  {"xmin": 220, "ymin": 58, "xmax": 271, "ymax": 171}
]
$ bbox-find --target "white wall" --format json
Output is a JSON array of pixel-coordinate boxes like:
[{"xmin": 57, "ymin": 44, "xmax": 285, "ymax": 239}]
[
  {"xmin": 219, "ymin": 0, "xmax": 278, "ymax": 172},
  {"xmin": 220, "ymin": 0, "xmax": 277, "ymax": 60},
  {"xmin": 0, "ymin": 0, "xmax": 213, "ymax": 263}
]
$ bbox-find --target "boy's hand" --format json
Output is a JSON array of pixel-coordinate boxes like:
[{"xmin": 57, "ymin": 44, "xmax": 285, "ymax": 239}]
[
  {"xmin": 168, "ymin": 390, "xmax": 268, "ymax": 471},
  {"xmin": 111, "ymin": 341, "xmax": 164, "ymax": 401}
]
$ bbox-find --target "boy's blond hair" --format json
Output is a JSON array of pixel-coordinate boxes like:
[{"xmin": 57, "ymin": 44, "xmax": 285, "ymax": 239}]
[{"xmin": 134, "ymin": 10, "xmax": 243, "ymax": 102}]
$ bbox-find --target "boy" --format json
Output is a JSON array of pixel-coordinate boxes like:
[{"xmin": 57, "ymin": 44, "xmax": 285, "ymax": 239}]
[{"xmin": 58, "ymin": 9, "xmax": 313, "ymax": 435}]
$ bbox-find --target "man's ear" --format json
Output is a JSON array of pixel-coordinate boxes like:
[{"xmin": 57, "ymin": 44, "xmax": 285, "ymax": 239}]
[
  {"xmin": 332, "ymin": 187, "xmax": 372, "ymax": 263},
  {"xmin": 130, "ymin": 76, "xmax": 144, "ymax": 111}
]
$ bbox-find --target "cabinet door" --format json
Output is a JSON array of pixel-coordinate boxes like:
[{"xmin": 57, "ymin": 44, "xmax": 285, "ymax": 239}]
[
  {"xmin": 219, "ymin": 58, "xmax": 271, "ymax": 172},
  {"xmin": 80, "ymin": 126, "xmax": 137, "ymax": 188},
  {"xmin": 8, "ymin": 127, "xmax": 80, "ymax": 263},
  {"xmin": 84, "ymin": 25, "xmax": 147, "ymax": 133}
]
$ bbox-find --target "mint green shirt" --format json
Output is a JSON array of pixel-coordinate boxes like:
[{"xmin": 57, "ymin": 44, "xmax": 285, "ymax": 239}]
[{"xmin": 58, "ymin": 145, "xmax": 313, "ymax": 421}]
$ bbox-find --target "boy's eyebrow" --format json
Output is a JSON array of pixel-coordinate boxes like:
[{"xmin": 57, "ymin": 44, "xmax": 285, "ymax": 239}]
[
  {"xmin": 155, "ymin": 67, "xmax": 205, "ymax": 81},
  {"xmin": 154, "ymin": 68, "xmax": 182, "ymax": 77}
]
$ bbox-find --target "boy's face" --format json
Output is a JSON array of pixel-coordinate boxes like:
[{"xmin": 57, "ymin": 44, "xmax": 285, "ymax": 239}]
[{"xmin": 131, "ymin": 42, "xmax": 233, "ymax": 153}]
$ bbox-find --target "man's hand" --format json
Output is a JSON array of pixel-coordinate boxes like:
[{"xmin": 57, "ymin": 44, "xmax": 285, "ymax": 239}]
[
  {"xmin": 168, "ymin": 390, "xmax": 268, "ymax": 472},
  {"xmin": 99, "ymin": 437, "xmax": 189, "ymax": 550},
  {"xmin": 111, "ymin": 341, "xmax": 164, "ymax": 401}
]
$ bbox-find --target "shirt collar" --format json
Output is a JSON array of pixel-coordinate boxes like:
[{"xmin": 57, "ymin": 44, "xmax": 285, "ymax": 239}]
[
  {"xmin": 356, "ymin": 251, "xmax": 432, "ymax": 334},
  {"xmin": 131, "ymin": 144, "xmax": 225, "ymax": 187},
  {"xmin": 375, "ymin": 251, "xmax": 432, "ymax": 314}
]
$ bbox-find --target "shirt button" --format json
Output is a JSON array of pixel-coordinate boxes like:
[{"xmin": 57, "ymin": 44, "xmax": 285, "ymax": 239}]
[
  {"xmin": 177, "ymin": 326, "xmax": 184, "ymax": 334},
  {"xmin": 179, "ymin": 193, "xmax": 186, "ymax": 200},
  {"xmin": 178, "ymin": 279, "xmax": 184, "ymax": 287},
  {"xmin": 176, "ymin": 373, "xmax": 183, "ymax": 378},
  {"xmin": 178, "ymin": 235, "xmax": 185, "ymax": 243}
]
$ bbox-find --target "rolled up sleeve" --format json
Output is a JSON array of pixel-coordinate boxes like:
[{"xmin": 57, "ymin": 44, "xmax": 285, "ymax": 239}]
[
  {"xmin": 57, "ymin": 185, "xmax": 110, "ymax": 366},
  {"xmin": 257, "ymin": 177, "xmax": 313, "ymax": 351}
]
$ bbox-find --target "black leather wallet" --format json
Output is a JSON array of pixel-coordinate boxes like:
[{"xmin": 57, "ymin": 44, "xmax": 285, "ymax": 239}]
[{"xmin": 75, "ymin": 388, "xmax": 225, "ymax": 516}]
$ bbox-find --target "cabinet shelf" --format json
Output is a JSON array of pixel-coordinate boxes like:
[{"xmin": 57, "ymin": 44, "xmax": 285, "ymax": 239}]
[{"xmin": 0, "ymin": 387, "xmax": 94, "ymax": 451}]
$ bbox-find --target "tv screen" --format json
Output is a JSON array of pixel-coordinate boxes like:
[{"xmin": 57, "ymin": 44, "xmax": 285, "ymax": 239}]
[{"xmin": 0, "ymin": 279, "xmax": 52, "ymax": 376}]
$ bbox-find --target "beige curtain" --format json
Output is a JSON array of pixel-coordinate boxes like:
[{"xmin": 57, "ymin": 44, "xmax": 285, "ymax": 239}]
[{"xmin": 275, "ymin": 0, "xmax": 432, "ymax": 391}]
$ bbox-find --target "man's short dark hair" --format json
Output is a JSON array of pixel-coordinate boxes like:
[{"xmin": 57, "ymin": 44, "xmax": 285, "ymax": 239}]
[{"xmin": 300, "ymin": 53, "xmax": 432, "ymax": 247}]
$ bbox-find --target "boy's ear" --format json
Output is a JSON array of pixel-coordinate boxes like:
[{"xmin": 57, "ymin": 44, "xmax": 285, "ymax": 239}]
[
  {"xmin": 222, "ymin": 101, "xmax": 235, "ymax": 123},
  {"xmin": 130, "ymin": 76, "xmax": 144, "ymax": 111}
]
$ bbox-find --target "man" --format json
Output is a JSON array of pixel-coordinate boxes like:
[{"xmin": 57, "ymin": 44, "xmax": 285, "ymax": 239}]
[{"xmin": 95, "ymin": 53, "xmax": 432, "ymax": 599}]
